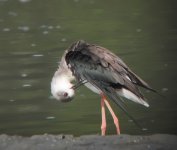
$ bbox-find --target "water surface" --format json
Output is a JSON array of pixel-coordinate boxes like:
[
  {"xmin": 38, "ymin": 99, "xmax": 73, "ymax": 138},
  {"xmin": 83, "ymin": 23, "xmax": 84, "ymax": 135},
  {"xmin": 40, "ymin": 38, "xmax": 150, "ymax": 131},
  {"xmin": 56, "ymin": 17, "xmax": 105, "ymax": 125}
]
[{"xmin": 0, "ymin": 0, "xmax": 177, "ymax": 136}]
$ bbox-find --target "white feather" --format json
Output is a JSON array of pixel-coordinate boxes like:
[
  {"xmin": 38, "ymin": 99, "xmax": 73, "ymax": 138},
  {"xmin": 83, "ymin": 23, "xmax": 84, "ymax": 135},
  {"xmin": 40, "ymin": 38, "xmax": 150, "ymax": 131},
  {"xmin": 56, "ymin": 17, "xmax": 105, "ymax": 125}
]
[
  {"xmin": 51, "ymin": 74, "xmax": 74, "ymax": 100},
  {"xmin": 84, "ymin": 82, "xmax": 102, "ymax": 94},
  {"xmin": 117, "ymin": 88, "xmax": 149, "ymax": 107}
]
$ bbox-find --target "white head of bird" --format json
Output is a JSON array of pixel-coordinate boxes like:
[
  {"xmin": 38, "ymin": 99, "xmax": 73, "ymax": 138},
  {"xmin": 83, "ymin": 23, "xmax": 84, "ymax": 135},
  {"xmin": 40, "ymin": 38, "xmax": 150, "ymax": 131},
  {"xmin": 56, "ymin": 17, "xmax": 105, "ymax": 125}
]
[{"xmin": 51, "ymin": 72, "xmax": 75, "ymax": 102}]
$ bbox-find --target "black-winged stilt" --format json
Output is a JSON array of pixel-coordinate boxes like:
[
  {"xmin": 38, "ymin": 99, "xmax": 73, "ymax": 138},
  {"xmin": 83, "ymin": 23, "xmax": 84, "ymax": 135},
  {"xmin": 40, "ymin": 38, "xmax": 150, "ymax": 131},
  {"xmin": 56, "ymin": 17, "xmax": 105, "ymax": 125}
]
[{"xmin": 51, "ymin": 40, "xmax": 155, "ymax": 135}]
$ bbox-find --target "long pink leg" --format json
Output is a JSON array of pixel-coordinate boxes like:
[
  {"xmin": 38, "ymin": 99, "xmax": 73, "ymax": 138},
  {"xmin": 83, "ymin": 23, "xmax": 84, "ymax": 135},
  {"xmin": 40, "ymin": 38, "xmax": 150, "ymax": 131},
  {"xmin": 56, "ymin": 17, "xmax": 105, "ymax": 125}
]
[
  {"xmin": 101, "ymin": 96, "xmax": 106, "ymax": 136},
  {"xmin": 104, "ymin": 97, "xmax": 120, "ymax": 135}
]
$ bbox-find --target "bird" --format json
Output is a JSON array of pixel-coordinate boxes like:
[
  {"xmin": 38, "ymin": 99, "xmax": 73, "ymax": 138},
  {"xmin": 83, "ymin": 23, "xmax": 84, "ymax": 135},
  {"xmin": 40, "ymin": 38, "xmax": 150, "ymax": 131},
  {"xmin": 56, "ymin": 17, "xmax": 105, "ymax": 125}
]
[{"xmin": 51, "ymin": 40, "xmax": 156, "ymax": 136}]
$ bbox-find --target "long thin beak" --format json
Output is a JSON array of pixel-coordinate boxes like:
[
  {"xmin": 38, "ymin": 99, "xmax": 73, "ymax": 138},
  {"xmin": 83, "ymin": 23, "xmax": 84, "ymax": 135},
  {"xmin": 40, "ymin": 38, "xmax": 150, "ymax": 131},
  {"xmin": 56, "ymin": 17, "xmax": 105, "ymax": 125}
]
[{"xmin": 71, "ymin": 80, "xmax": 88, "ymax": 90}]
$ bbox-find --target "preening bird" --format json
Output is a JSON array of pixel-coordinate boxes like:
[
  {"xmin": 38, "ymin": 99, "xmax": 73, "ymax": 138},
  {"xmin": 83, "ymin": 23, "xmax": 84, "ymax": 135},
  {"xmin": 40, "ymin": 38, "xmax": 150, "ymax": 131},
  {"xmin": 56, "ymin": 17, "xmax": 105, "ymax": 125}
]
[{"xmin": 51, "ymin": 40, "xmax": 156, "ymax": 135}]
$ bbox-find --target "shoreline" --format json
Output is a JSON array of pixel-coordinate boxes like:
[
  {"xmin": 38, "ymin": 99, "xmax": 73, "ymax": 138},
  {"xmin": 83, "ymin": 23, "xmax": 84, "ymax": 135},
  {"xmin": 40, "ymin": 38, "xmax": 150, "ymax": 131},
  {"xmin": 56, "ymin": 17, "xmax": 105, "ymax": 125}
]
[{"xmin": 0, "ymin": 134, "xmax": 176, "ymax": 150}]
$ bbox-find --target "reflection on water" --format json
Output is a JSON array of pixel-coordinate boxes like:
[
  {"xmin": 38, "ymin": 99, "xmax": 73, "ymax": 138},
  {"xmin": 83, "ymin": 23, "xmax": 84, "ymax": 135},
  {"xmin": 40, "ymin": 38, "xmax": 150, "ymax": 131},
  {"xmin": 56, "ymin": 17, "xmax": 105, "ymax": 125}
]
[{"xmin": 0, "ymin": 0, "xmax": 177, "ymax": 136}]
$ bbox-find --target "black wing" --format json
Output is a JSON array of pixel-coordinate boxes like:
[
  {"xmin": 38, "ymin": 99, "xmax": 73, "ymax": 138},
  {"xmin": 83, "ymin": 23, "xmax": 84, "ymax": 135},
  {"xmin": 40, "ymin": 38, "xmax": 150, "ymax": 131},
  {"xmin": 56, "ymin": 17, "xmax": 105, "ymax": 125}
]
[
  {"xmin": 65, "ymin": 40, "xmax": 156, "ymax": 128},
  {"xmin": 65, "ymin": 40, "xmax": 155, "ymax": 95}
]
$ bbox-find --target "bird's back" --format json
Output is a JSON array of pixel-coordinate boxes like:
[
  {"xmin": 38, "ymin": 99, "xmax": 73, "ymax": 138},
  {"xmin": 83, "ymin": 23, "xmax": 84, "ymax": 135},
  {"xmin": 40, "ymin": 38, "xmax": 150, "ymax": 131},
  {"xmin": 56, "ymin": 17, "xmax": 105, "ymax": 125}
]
[{"xmin": 65, "ymin": 40, "xmax": 156, "ymax": 109}]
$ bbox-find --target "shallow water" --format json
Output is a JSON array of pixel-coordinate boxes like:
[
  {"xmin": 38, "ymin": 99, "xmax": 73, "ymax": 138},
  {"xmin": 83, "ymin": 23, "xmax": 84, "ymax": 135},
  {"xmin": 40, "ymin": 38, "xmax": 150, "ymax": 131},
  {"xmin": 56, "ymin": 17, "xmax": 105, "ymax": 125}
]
[{"xmin": 0, "ymin": 0, "xmax": 177, "ymax": 136}]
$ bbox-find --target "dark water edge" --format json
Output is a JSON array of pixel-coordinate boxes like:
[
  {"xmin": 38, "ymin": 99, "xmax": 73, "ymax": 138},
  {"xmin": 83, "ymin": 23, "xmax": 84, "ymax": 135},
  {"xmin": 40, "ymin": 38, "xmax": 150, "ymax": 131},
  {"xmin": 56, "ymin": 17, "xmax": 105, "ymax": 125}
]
[{"xmin": 0, "ymin": 134, "xmax": 176, "ymax": 150}]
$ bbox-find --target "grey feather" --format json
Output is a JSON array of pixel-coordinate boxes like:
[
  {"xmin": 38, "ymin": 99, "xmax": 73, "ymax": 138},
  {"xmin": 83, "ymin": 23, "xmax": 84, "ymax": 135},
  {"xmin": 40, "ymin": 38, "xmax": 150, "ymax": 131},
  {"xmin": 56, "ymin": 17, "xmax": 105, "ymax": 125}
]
[
  {"xmin": 65, "ymin": 40, "xmax": 155, "ymax": 99},
  {"xmin": 65, "ymin": 40, "xmax": 155, "ymax": 127}
]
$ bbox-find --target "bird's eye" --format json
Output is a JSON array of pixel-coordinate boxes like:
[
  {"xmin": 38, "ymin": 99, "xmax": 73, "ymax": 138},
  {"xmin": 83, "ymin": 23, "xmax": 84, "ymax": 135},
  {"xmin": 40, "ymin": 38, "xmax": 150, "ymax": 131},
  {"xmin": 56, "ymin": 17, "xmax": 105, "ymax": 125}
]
[{"xmin": 63, "ymin": 92, "xmax": 68, "ymax": 97}]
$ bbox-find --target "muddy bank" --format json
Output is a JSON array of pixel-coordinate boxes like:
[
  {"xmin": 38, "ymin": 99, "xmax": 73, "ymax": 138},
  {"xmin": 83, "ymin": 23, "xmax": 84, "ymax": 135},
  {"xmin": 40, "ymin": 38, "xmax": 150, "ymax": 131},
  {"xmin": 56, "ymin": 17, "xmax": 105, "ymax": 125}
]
[{"xmin": 0, "ymin": 134, "xmax": 176, "ymax": 150}]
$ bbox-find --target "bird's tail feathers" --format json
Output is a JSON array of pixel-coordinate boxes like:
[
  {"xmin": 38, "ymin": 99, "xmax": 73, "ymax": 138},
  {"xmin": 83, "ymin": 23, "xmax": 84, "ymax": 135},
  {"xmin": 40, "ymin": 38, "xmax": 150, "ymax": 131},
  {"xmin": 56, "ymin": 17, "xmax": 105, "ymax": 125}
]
[
  {"xmin": 103, "ymin": 87, "xmax": 143, "ymax": 129},
  {"xmin": 116, "ymin": 88, "xmax": 149, "ymax": 107}
]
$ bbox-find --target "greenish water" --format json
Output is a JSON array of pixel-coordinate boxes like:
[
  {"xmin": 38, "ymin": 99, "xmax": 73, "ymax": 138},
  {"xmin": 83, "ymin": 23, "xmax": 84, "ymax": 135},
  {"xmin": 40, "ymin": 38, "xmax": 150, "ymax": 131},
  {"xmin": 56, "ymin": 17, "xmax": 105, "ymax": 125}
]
[{"xmin": 0, "ymin": 0, "xmax": 177, "ymax": 136}]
